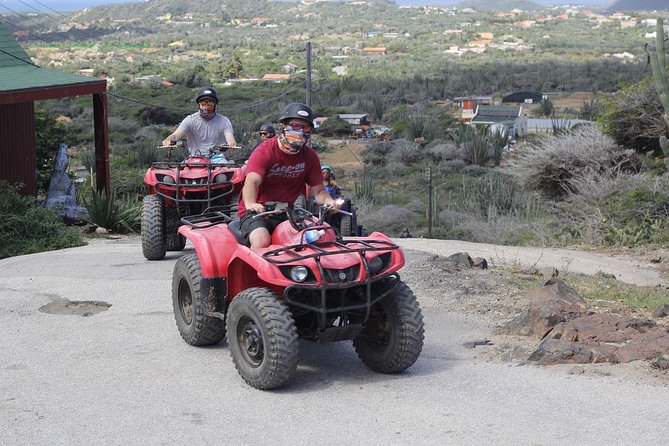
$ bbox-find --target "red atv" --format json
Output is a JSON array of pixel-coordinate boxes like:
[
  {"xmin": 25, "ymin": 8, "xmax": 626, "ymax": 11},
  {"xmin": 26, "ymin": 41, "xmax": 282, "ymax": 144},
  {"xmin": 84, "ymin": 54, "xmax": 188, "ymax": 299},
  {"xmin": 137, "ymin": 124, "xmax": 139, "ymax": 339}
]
[
  {"xmin": 171, "ymin": 202, "xmax": 425, "ymax": 389},
  {"xmin": 141, "ymin": 144, "xmax": 244, "ymax": 260}
]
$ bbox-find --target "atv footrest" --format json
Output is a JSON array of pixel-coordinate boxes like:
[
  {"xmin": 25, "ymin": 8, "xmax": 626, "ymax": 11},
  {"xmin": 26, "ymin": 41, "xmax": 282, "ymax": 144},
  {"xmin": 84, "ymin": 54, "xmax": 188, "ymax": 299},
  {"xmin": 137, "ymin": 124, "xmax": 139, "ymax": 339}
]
[{"xmin": 316, "ymin": 324, "xmax": 363, "ymax": 343}]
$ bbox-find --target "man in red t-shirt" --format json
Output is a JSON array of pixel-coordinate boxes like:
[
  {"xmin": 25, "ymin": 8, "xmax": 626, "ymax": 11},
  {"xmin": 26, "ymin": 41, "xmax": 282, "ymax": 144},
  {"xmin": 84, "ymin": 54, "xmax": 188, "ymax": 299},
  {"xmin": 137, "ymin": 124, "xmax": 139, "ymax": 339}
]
[{"xmin": 239, "ymin": 102, "xmax": 341, "ymax": 248}]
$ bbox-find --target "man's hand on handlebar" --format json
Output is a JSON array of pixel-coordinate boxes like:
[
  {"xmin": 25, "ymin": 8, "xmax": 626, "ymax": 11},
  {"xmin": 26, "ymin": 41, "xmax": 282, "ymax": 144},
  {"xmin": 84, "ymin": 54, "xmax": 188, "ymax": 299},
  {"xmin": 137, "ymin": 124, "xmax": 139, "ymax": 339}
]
[
  {"xmin": 247, "ymin": 203, "xmax": 265, "ymax": 214},
  {"xmin": 159, "ymin": 140, "xmax": 182, "ymax": 149}
]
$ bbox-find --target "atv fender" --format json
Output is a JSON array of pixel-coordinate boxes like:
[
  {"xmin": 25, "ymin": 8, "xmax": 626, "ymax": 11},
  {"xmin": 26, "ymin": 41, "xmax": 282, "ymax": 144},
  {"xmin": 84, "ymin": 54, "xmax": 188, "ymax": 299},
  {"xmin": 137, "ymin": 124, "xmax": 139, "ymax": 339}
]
[{"xmin": 178, "ymin": 224, "xmax": 239, "ymax": 278}]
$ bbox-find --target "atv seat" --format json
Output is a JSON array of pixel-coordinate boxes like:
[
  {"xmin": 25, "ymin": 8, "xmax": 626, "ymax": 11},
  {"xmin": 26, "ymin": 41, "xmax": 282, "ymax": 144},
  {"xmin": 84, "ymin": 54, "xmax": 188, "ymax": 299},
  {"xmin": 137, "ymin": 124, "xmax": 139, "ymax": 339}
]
[{"xmin": 227, "ymin": 219, "xmax": 248, "ymax": 246}]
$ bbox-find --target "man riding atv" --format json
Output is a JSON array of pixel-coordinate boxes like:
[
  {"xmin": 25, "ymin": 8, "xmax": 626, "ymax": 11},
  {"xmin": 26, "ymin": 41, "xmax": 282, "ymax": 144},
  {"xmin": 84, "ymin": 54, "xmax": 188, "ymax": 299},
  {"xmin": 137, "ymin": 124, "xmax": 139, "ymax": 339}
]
[
  {"xmin": 162, "ymin": 86, "xmax": 237, "ymax": 162},
  {"xmin": 239, "ymin": 102, "xmax": 341, "ymax": 248}
]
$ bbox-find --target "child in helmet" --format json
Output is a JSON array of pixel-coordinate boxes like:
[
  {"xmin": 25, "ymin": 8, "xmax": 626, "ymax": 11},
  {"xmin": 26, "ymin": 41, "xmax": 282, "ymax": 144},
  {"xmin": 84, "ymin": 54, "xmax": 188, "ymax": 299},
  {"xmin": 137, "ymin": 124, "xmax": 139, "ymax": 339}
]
[{"xmin": 321, "ymin": 165, "xmax": 342, "ymax": 199}]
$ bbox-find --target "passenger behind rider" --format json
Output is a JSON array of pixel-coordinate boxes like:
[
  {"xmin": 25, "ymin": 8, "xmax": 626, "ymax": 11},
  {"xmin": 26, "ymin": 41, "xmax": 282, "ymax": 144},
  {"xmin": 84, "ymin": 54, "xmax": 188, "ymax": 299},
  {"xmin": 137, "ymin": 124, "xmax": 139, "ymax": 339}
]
[
  {"xmin": 251, "ymin": 124, "xmax": 276, "ymax": 151},
  {"xmin": 238, "ymin": 102, "xmax": 342, "ymax": 249},
  {"xmin": 162, "ymin": 87, "xmax": 237, "ymax": 161},
  {"xmin": 320, "ymin": 165, "xmax": 342, "ymax": 199}
]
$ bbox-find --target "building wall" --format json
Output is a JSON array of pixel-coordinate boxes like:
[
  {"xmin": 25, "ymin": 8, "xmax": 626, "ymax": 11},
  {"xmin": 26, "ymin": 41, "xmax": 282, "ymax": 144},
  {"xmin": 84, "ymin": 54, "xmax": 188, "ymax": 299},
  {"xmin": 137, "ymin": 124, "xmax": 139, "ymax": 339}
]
[{"xmin": 0, "ymin": 102, "xmax": 37, "ymax": 195}]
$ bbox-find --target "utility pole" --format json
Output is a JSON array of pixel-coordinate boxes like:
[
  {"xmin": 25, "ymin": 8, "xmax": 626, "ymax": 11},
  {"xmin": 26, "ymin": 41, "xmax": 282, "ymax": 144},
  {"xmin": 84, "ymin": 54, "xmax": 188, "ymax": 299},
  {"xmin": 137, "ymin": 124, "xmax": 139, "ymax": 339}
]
[
  {"xmin": 306, "ymin": 42, "xmax": 312, "ymax": 107},
  {"xmin": 425, "ymin": 166, "xmax": 433, "ymax": 238}
]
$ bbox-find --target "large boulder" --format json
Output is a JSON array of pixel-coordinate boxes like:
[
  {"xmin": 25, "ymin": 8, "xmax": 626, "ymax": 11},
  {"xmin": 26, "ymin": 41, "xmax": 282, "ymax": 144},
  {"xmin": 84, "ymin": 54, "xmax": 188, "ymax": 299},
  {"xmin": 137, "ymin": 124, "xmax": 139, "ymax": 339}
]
[
  {"xmin": 46, "ymin": 144, "xmax": 89, "ymax": 223},
  {"xmin": 500, "ymin": 278, "xmax": 589, "ymax": 338}
]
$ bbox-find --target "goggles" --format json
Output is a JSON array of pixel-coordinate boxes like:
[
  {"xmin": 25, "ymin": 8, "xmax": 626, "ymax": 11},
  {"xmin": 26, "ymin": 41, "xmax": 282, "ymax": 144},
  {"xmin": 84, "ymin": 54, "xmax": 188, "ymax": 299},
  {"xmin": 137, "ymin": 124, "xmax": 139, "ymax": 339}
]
[
  {"xmin": 284, "ymin": 121, "xmax": 312, "ymax": 131},
  {"xmin": 199, "ymin": 100, "xmax": 216, "ymax": 106},
  {"xmin": 259, "ymin": 131, "xmax": 272, "ymax": 136}
]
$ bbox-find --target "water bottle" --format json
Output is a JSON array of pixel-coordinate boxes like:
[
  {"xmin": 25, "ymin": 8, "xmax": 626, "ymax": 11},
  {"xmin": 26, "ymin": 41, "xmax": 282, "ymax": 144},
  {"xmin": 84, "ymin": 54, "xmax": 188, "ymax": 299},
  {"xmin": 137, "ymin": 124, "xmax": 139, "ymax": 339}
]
[{"xmin": 304, "ymin": 229, "xmax": 325, "ymax": 244}]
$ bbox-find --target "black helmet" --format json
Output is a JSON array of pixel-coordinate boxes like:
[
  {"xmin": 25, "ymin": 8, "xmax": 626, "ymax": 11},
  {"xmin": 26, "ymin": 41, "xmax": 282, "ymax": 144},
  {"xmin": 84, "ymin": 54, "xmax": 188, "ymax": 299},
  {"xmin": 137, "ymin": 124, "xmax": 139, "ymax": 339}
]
[
  {"xmin": 259, "ymin": 124, "xmax": 276, "ymax": 135},
  {"xmin": 280, "ymin": 102, "xmax": 314, "ymax": 126},
  {"xmin": 195, "ymin": 87, "xmax": 218, "ymax": 104}
]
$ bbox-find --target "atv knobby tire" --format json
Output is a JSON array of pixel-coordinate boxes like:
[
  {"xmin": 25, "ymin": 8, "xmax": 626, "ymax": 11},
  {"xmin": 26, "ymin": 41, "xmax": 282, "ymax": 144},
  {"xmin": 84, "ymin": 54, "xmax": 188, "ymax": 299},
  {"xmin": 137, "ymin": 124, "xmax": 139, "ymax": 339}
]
[
  {"xmin": 226, "ymin": 288, "xmax": 298, "ymax": 390},
  {"xmin": 340, "ymin": 214, "xmax": 352, "ymax": 237},
  {"xmin": 353, "ymin": 279, "xmax": 424, "ymax": 373},
  {"xmin": 141, "ymin": 195, "xmax": 166, "ymax": 260},
  {"xmin": 172, "ymin": 254, "xmax": 226, "ymax": 346},
  {"xmin": 165, "ymin": 207, "xmax": 186, "ymax": 251}
]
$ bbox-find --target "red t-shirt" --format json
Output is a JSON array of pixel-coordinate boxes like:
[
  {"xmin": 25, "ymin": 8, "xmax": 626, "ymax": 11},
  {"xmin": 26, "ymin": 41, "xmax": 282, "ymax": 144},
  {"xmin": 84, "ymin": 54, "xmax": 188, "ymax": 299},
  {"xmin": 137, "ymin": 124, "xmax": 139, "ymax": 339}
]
[{"xmin": 238, "ymin": 139, "xmax": 323, "ymax": 218}]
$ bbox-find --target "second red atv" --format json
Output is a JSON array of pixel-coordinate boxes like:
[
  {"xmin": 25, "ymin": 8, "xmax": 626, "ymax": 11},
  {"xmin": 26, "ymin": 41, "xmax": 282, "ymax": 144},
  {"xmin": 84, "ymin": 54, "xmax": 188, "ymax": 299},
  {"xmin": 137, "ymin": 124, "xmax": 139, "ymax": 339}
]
[
  {"xmin": 172, "ymin": 202, "xmax": 425, "ymax": 390},
  {"xmin": 141, "ymin": 144, "xmax": 245, "ymax": 260}
]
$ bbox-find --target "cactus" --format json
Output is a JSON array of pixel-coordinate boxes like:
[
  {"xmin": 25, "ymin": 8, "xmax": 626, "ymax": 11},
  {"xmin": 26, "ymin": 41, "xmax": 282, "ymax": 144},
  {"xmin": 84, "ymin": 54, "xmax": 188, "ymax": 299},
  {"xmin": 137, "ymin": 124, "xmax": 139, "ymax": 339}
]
[
  {"xmin": 354, "ymin": 167, "xmax": 375, "ymax": 203},
  {"xmin": 648, "ymin": 18, "xmax": 669, "ymax": 166}
]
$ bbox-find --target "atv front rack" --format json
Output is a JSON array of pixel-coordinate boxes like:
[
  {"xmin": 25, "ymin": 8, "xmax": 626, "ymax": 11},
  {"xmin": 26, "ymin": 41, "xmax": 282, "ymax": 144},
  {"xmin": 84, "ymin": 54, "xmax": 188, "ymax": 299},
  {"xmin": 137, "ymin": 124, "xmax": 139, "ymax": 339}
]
[
  {"xmin": 152, "ymin": 161, "xmax": 241, "ymax": 207},
  {"xmin": 262, "ymin": 239, "xmax": 398, "ymax": 265}
]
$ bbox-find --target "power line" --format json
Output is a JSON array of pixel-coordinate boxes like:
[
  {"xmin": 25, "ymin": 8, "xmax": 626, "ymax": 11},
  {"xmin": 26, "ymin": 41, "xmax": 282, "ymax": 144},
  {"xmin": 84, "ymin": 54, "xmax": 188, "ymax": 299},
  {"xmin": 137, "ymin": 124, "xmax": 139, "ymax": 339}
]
[
  {"xmin": 107, "ymin": 88, "xmax": 296, "ymax": 113},
  {"xmin": 0, "ymin": 3, "xmax": 75, "ymax": 42}
]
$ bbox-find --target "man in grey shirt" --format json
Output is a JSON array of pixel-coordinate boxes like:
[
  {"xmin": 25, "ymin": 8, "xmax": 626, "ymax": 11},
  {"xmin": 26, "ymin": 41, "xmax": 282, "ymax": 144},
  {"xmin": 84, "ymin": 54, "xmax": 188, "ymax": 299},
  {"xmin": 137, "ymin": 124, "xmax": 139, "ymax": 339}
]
[{"xmin": 162, "ymin": 87, "xmax": 237, "ymax": 161}]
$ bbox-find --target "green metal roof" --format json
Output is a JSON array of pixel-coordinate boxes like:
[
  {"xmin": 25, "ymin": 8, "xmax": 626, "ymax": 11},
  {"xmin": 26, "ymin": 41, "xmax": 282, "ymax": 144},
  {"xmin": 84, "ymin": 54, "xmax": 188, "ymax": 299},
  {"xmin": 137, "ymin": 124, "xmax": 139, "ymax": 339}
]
[{"xmin": 0, "ymin": 23, "xmax": 103, "ymax": 92}]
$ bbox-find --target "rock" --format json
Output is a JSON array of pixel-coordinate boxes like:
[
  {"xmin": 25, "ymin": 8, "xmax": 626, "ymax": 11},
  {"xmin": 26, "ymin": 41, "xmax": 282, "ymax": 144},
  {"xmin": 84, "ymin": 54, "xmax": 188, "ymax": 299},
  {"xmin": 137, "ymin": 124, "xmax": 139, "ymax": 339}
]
[
  {"xmin": 651, "ymin": 355, "xmax": 669, "ymax": 370},
  {"xmin": 500, "ymin": 278, "xmax": 589, "ymax": 339},
  {"xmin": 45, "ymin": 144, "xmax": 89, "ymax": 223},
  {"xmin": 652, "ymin": 304, "xmax": 669, "ymax": 318},
  {"xmin": 446, "ymin": 252, "xmax": 474, "ymax": 267},
  {"xmin": 546, "ymin": 314, "xmax": 656, "ymax": 344},
  {"xmin": 528, "ymin": 339, "xmax": 617, "ymax": 365},
  {"xmin": 471, "ymin": 257, "xmax": 488, "ymax": 269},
  {"xmin": 538, "ymin": 267, "xmax": 559, "ymax": 278},
  {"xmin": 615, "ymin": 331, "xmax": 669, "ymax": 363},
  {"xmin": 595, "ymin": 271, "xmax": 616, "ymax": 280},
  {"xmin": 95, "ymin": 227, "xmax": 110, "ymax": 234}
]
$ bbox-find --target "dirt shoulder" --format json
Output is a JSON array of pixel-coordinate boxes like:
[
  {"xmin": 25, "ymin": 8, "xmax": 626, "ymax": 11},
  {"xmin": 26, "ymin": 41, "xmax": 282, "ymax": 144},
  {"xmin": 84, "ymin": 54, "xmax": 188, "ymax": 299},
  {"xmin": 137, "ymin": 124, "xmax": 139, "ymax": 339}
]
[{"xmin": 395, "ymin": 239, "xmax": 669, "ymax": 386}]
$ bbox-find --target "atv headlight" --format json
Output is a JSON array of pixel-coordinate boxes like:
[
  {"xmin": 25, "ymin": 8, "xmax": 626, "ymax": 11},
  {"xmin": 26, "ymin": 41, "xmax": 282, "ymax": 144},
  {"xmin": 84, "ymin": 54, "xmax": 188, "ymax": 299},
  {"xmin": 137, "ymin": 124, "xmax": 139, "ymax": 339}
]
[
  {"xmin": 290, "ymin": 266, "xmax": 309, "ymax": 283},
  {"xmin": 157, "ymin": 174, "xmax": 175, "ymax": 184},
  {"xmin": 214, "ymin": 173, "xmax": 230, "ymax": 184},
  {"xmin": 369, "ymin": 256, "xmax": 384, "ymax": 275}
]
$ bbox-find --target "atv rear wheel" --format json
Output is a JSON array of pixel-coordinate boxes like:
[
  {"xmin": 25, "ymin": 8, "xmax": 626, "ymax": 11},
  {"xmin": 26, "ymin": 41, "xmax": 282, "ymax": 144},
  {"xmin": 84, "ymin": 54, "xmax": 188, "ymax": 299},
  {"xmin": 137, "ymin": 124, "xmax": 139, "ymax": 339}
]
[
  {"xmin": 141, "ymin": 195, "xmax": 166, "ymax": 260},
  {"xmin": 172, "ymin": 254, "xmax": 226, "ymax": 346},
  {"xmin": 353, "ymin": 279, "xmax": 424, "ymax": 373},
  {"xmin": 165, "ymin": 208, "xmax": 186, "ymax": 251},
  {"xmin": 226, "ymin": 288, "xmax": 298, "ymax": 390}
]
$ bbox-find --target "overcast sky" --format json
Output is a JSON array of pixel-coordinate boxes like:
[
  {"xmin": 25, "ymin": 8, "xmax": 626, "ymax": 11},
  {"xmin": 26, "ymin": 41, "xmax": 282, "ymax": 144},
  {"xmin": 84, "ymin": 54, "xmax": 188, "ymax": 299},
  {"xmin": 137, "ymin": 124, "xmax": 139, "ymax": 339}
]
[{"xmin": 0, "ymin": 0, "xmax": 614, "ymax": 14}]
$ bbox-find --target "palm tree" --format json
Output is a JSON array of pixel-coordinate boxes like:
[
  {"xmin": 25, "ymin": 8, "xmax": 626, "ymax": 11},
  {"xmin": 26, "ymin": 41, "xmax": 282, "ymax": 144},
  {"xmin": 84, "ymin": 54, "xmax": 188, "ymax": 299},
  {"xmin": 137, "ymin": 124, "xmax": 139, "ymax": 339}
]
[{"xmin": 224, "ymin": 55, "xmax": 243, "ymax": 79}]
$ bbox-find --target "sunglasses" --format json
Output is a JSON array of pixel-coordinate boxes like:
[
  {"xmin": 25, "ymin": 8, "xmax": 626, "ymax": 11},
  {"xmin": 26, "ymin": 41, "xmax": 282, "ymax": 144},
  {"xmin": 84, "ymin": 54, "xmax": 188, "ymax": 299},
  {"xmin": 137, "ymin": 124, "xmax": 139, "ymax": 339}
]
[
  {"xmin": 284, "ymin": 122, "xmax": 312, "ymax": 131},
  {"xmin": 199, "ymin": 100, "xmax": 216, "ymax": 106},
  {"xmin": 259, "ymin": 132, "xmax": 272, "ymax": 136}
]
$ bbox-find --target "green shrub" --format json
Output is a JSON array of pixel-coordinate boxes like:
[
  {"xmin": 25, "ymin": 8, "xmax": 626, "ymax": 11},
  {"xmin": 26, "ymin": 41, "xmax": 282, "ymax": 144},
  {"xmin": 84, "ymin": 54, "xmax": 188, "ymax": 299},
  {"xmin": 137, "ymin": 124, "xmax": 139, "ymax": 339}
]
[
  {"xmin": 0, "ymin": 182, "xmax": 85, "ymax": 259},
  {"xmin": 80, "ymin": 188, "xmax": 141, "ymax": 233}
]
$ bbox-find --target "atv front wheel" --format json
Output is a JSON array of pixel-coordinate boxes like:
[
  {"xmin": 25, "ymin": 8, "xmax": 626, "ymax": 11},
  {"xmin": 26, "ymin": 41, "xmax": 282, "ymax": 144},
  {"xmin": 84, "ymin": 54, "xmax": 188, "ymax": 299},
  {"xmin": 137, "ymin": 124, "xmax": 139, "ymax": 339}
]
[
  {"xmin": 172, "ymin": 254, "xmax": 226, "ymax": 345},
  {"xmin": 340, "ymin": 214, "xmax": 352, "ymax": 237},
  {"xmin": 353, "ymin": 279, "xmax": 424, "ymax": 373},
  {"xmin": 141, "ymin": 195, "xmax": 166, "ymax": 260},
  {"xmin": 226, "ymin": 288, "xmax": 298, "ymax": 390}
]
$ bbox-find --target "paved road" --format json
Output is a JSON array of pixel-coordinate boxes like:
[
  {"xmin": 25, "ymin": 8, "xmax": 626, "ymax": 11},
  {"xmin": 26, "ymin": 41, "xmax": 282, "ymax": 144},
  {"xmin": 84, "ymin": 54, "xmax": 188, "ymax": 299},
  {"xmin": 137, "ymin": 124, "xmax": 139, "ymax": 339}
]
[{"xmin": 1, "ymin": 238, "xmax": 668, "ymax": 445}]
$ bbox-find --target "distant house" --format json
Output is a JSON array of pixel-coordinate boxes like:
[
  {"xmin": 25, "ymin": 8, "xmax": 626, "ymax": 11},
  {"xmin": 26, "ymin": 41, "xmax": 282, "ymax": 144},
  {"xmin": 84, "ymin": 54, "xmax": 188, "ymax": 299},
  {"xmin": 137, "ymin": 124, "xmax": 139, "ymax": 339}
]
[
  {"xmin": 470, "ymin": 105, "xmax": 527, "ymax": 137},
  {"xmin": 338, "ymin": 114, "xmax": 370, "ymax": 126},
  {"xmin": 313, "ymin": 117, "xmax": 328, "ymax": 129},
  {"xmin": 455, "ymin": 96, "xmax": 494, "ymax": 122},
  {"xmin": 135, "ymin": 74, "xmax": 163, "ymax": 86},
  {"xmin": 362, "ymin": 47, "xmax": 387, "ymax": 55},
  {"xmin": 262, "ymin": 73, "xmax": 290, "ymax": 82},
  {"xmin": 282, "ymin": 63, "xmax": 298, "ymax": 73},
  {"xmin": 502, "ymin": 91, "xmax": 544, "ymax": 104},
  {"xmin": 77, "ymin": 68, "xmax": 95, "ymax": 77}
]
